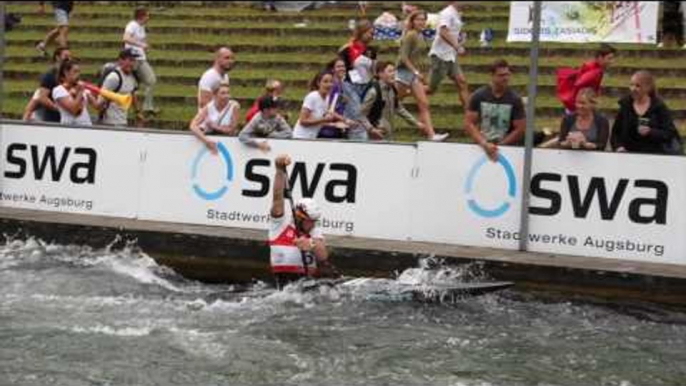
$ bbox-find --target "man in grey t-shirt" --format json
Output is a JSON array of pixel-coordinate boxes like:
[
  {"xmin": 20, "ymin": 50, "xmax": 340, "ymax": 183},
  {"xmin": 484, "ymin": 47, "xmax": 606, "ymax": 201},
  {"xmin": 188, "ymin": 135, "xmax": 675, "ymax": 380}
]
[
  {"xmin": 99, "ymin": 49, "xmax": 139, "ymax": 127},
  {"xmin": 465, "ymin": 59, "xmax": 525, "ymax": 161}
]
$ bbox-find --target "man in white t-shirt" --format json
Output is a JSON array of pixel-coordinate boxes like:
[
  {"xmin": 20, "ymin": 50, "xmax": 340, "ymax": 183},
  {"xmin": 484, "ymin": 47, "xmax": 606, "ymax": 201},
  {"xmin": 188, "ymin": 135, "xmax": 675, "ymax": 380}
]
[
  {"xmin": 197, "ymin": 46, "xmax": 236, "ymax": 109},
  {"xmin": 123, "ymin": 7, "xmax": 158, "ymax": 118},
  {"xmin": 428, "ymin": 1, "xmax": 470, "ymax": 110}
]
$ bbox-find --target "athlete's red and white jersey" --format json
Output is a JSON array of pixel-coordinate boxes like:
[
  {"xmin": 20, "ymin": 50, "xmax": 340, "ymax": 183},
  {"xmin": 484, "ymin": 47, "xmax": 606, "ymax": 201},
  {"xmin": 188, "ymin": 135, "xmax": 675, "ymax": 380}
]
[{"xmin": 269, "ymin": 205, "xmax": 322, "ymax": 276}]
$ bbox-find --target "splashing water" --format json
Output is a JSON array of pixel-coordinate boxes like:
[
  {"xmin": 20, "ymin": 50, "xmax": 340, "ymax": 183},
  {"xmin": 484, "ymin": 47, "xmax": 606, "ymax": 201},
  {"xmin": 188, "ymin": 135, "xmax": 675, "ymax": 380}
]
[{"xmin": 1, "ymin": 237, "xmax": 685, "ymax": 386}]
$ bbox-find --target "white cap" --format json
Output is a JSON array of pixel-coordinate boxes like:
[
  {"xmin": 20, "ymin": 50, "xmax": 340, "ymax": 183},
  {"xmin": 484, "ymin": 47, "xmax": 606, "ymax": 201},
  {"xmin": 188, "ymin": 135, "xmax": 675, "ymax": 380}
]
[{"xmin": 295, "ymin": 198, "xmax": 321, "ymax": 221}]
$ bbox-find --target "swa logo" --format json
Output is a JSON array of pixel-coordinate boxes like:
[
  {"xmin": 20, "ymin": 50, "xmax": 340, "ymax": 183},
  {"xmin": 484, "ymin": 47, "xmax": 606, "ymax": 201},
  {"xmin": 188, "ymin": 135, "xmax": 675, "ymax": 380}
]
[
  {"xmin": 465, "ymin": 153, "xmax": 517, "ymax": 218},
  {"xmin": 189, "ymin": 144, "xmax": 358, "ymax": 203},
  {"xmin": 191, "ymin": 142, "xmax": 234, "ymax": 201}
]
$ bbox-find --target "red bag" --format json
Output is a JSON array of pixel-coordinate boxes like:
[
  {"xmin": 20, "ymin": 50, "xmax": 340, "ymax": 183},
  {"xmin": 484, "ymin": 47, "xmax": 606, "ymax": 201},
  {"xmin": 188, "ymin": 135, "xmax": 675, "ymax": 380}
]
[
  {"xmin": 556, "ymin": 67, "xmax": 579, "ymax": 112},
  {"xmin": 245, "ymin": 98, "xmax": 260, "ymax": 124},
  {"xmin": 557, "ymin": 61, "xmax": 604, "ymax": 112}
]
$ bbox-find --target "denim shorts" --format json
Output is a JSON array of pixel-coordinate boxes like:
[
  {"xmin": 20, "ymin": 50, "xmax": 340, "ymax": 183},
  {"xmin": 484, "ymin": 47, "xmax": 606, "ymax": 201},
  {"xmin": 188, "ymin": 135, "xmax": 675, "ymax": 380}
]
[
  {"xmin": 395, "ymin": 67, "xmax": 418, "ymax": 86},
  {"xmin": 55, "ymin": 9, "xmax": 69, "ymax": 26}
]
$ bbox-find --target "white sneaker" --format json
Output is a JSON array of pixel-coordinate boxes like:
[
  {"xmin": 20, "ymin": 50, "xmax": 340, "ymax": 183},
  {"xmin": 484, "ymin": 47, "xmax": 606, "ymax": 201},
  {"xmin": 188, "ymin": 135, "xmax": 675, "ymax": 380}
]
[
  {"xmin": 431, "ymin": 133, "xmax": 450, "ymax": 142},
  {"xmin": 657, "ymin": 42, "xmax": 664, "ymax": 48},
  {"xmin": 683, "ymin": 43, "xmax": 686, "ymax": 49},
  {"xmin": 35, "ymin": 42, "xmax": 47, "ymax": 57}
]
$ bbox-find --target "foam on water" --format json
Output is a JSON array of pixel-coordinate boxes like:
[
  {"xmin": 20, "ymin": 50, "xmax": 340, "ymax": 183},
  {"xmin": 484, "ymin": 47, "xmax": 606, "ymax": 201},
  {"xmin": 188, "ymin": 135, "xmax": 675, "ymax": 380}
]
[
  {"xmin": 69, "ymin": 324, "xmax": 154, "ymax": 337},
  {"xmin": 396, "ymin": 256, "xmax": 488, "ymax": 285},
  {"xmin": 167, "ymin": 327, "xmax": 229, "ymax": 360},
  {"xmin": 0, "ymin": 237, "xmax": 196, "ymax": 294},
  {"xmin": 0, "ymin": 238, "xmax": 45, "ymax": 269},
  {"xmin": 96, "ymin": 253, "xmax": 185, "ymax": 292},
  {"xmin": 1, "ymin": 238, "xmax": 490, "ymax": 307},
  {"xmin": 2, "ymin": 237, "xmax": 685, "ymax": 386}
]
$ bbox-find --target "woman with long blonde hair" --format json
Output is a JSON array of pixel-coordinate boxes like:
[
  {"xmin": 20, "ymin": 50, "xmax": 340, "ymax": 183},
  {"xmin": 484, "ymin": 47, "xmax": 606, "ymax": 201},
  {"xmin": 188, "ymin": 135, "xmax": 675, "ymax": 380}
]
[
  {"xmin": 611, "ymin": 70, "xmax": 682, "ymax": 154},
  {"xmin": 558, "ymin": 87, "xmax": 609, "ymax": 150},
  {"xmin": 189, "ymin": 82, "xmax": 241, "ymax": 153},
  {"xmin": 338, "ymin": 19, "xmax": 375, "ymax": 85}
]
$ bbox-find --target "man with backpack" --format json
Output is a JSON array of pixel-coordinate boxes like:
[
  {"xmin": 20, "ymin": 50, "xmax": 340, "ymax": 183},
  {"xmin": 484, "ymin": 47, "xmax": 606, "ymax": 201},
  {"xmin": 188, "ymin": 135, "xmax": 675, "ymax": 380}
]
[
  {"xmin": 360, "ymin": 61, "xmax": 424, "ymax": 140},
  {"xmin": 97, "ymin": 48, "xmax": 139, "ymax": 127}
]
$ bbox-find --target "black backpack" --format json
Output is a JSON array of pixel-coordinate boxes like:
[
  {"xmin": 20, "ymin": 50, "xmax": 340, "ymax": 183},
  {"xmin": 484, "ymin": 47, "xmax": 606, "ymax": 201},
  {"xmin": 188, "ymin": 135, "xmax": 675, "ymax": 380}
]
[
  {"xmin": 337, "ymin": 46, "xmax": 354, "ymax": 83},
  {"xmin": 97, "ymin": 62, "xmax": 124, "ymax": 92},
  {"xmin": 97, "ymin": 62, "xmax": 140, "ymax": 92},
  {"xmin": 362, "ymin": 81, "xmax": 399, "ymax": 127},
  {"xmin": 95, "ymin": 63, "xmax": 138, "ymax": 122}
]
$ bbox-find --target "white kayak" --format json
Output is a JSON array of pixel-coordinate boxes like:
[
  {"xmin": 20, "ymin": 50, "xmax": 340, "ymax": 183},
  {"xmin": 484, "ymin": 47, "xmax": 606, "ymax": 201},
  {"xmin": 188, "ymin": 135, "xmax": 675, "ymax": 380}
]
[{"xmin": 303, "ymin": 277, "xmax": 514, "ymax": 302}]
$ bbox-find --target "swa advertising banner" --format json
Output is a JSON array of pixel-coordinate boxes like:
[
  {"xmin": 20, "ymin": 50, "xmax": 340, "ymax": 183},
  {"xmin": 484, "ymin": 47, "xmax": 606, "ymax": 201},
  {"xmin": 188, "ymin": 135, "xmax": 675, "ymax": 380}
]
[
  {"xmin": 0, "ymin": 124, "xmax": 144, "ymax": 218},
  {"xmin": 2, "ymin": 124, "xmax": 686, "ymax": 266},
  {"xmin": 507, "ymin": 1, "xmax": 659, "ymax": 44}
]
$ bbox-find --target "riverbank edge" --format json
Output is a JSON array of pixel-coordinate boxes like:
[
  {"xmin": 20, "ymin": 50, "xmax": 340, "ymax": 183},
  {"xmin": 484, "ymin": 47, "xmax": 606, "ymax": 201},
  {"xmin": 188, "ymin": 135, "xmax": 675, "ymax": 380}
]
[{"xmin": 2, "ymin": 207, "xmax": 686, "ymax": 307}]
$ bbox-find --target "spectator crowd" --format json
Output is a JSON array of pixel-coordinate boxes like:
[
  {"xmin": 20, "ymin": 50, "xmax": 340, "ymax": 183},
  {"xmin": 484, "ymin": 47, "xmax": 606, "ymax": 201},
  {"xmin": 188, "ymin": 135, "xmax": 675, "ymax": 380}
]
[{"xmin": 20, "ymin": 1, "xmax": 685, "ymax": 158}]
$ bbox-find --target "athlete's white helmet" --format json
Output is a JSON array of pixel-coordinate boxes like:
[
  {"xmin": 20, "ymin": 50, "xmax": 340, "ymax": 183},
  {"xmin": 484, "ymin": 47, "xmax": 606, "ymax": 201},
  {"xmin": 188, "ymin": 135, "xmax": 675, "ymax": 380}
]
[{"xmin": 295, "ymin": 198, "xmax": 322, "ymax": 221}]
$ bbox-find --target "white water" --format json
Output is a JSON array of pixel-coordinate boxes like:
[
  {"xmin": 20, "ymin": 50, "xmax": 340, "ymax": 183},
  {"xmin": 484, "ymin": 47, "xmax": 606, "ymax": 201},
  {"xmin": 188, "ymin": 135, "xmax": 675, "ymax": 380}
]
[{"xmin": 1, "ymin": 237, "xmax": 685, "ymax": 386}]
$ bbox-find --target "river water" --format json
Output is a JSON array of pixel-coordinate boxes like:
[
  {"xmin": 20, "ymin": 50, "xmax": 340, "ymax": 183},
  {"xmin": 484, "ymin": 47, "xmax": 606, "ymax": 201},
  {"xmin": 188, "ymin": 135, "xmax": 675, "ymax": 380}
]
[{"xmin": 1, "ymin": 238, "xmax": 685, "ymax": 386}]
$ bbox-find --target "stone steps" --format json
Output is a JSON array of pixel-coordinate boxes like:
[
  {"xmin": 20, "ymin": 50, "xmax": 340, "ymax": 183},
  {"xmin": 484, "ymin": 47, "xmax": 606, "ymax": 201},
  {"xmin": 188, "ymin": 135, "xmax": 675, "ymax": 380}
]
[{"xmin": 4, "ymin": 1, "xmax": 686, "ymax": 140}]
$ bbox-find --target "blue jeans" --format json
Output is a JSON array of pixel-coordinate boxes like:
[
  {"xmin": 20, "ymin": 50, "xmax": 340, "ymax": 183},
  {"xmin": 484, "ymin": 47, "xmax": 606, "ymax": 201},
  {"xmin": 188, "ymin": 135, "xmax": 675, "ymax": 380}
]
[{"xmin": 341, "ymin": 82, "xmax": 369, "ymax": 141}]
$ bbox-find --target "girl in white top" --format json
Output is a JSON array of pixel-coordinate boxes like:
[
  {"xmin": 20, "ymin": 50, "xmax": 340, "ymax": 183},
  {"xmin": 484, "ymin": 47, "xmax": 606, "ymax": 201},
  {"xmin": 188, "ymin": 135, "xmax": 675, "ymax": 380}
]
[
  {"xmin": 293, "ymin": 71, "xmax": 350, "ymax": 139},
  {"xmin": 189, "ymin": 83, "xmax": 241, "ymax": 154},
  {"xmin": 52, "ymin": 61, "xmax": 97, "ymax": 126}
]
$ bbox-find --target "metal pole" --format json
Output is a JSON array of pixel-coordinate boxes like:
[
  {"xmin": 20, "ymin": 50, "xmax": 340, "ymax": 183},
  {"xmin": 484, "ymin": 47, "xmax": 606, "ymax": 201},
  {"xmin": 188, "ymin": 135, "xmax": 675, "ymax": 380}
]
[
  {"xmin": 0, "ymin": 1, "xmax": 5, "ymax": 121},
  {"xmin": 0, "ymin": 1, "xmax": 5, "ymax": 202},
  {"xmin": 518, "ymin": 1, "xmax": 542, "ymax": 252}
]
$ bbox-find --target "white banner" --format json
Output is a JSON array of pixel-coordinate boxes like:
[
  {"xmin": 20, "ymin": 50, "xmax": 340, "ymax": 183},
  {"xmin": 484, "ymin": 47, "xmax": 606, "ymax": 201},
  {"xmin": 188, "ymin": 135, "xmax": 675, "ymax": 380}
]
[
  {"xmin": 507, "ymin": 1, "xmax": 659, "ymax": 44},
  {"xmin": 411, "ymin": 143, "xmax": 523, "ymax": 249},
  {"xmin": 411, "ymin": 144, "xmax": 686, "ymax": 266},
  {"xmin": 137, "ymin": 135, "xmax": 416, "ymax": 240},
  {"xmin": 0, "ymin": 124, "xmax": 144, "ymax": 218},
  {"xmin": 527, "ymin": 150, "xmax": 686, "ymax": 265},
  {"xmin": 2, "ymin": 124, "xmax": 685, "ymax": 267}
]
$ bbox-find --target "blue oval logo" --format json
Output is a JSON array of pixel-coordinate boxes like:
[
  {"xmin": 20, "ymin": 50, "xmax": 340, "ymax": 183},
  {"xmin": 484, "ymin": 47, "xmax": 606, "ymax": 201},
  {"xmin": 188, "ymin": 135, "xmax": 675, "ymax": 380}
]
[
  {"xmin": 191, "ymin": 142, "xmax": 233, "ymax": 201},
  {"xmin": 465, "ymin": 154, "xmax": 517, "ymax": 218}
]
